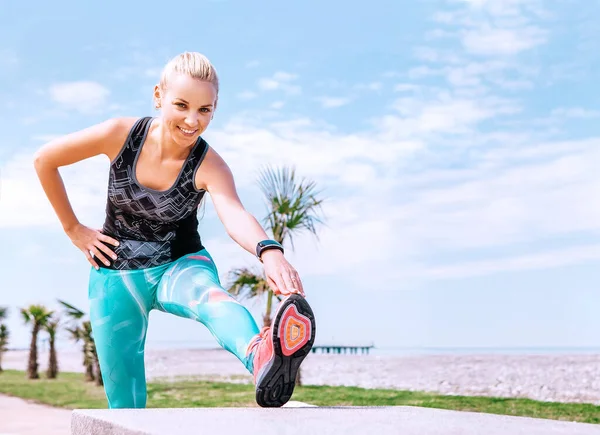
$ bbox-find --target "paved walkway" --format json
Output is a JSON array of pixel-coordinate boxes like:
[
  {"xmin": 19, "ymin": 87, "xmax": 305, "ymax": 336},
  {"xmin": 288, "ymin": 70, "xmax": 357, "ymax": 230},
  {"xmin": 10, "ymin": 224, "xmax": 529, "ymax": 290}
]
[
  {"xmin": 73, "ymin": 406, "xmax": 600, "ymax": 435},
  {"xmin": 0, "ymin": 393, "xmax": 313, "ymax": 435},
  {"xmin": 3, "ymin": 392, "xmax": 600, "ymax": 435},
  {"xmin": 0, "ymin": 394, "xmax": 71, "ymax": 435}
]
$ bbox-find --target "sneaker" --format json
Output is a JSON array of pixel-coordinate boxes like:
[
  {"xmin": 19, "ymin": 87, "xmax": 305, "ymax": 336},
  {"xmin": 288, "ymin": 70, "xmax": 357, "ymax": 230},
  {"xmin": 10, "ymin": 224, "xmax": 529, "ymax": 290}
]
[{"xmin": 246, "ymin": 294, "xmax": 316, "ymax": 407}]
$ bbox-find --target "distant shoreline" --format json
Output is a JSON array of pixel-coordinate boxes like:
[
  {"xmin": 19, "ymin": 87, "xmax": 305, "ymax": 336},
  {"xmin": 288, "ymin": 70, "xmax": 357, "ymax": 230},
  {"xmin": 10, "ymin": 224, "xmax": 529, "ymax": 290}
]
[
  {"xmin": 4, "ymin": 348, "xmax": 600, "ymax": 405},
  {"xmin": 10, "ymin": 344, "xmax": 600, "ymax": 356}
]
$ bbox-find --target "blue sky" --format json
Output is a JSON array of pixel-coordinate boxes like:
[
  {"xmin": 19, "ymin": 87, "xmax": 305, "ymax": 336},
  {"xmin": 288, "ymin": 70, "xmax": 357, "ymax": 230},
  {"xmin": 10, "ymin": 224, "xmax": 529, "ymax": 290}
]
[{"xmin": 1, "ymin": 0, "xmax": 599, "ymax": 354}]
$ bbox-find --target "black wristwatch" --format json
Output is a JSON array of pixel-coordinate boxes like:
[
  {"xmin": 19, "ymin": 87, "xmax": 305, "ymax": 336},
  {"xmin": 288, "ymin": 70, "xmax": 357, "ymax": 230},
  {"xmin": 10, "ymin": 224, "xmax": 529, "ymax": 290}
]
[{"xmin": 256, "ymin": 240, "xmax": 284, "ymax": 262}]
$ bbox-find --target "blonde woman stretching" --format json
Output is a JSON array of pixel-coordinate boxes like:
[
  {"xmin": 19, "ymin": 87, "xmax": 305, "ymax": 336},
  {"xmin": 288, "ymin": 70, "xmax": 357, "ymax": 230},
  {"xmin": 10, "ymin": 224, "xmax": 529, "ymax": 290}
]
[{"xmin": 34, "ymin": 52, "xmax": 316, "ymax": 409}]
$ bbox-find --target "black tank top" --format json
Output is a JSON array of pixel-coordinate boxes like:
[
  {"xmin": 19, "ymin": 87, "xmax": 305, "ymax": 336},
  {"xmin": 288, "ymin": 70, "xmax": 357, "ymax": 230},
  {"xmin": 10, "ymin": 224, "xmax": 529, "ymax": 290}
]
[{"xmin": 99, "ymin": 116, "xmax": 208, "ymax": 270}]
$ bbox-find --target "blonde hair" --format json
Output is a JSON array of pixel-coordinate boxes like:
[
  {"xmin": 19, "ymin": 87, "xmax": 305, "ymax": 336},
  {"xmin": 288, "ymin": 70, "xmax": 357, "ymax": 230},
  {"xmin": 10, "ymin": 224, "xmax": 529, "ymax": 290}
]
[{"xmin": 159, "ymin": 52, "xmax": 219, "ymax": 94}]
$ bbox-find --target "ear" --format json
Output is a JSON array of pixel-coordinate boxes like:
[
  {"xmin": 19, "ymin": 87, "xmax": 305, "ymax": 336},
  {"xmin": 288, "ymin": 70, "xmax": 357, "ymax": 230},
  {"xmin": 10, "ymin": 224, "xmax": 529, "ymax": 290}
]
[{"xmin": 153, "ymin": 85, "xmax": 162, "ymax": 108}]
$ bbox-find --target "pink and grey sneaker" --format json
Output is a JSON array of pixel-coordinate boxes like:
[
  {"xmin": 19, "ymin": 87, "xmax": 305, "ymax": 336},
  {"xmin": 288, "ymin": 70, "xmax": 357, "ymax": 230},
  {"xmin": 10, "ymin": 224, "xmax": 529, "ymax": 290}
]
[{"xmin": 246, "ymin": 294, "xmax": 316, "ymax": 407}]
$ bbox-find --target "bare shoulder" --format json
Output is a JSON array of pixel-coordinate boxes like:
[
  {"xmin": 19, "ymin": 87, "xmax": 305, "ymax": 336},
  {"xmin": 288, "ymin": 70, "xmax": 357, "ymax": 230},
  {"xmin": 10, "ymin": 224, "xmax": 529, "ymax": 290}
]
[
  {"xmin": 101, "ymin": 117, "xmax": 138, "ymax": 161},
  {"xmin": 194, "ymin": 145, "xmax": 234, "ymax": 192},
  {"xmin": 34, "ymin": 116, "xmax": 138, "ymax": 168}
]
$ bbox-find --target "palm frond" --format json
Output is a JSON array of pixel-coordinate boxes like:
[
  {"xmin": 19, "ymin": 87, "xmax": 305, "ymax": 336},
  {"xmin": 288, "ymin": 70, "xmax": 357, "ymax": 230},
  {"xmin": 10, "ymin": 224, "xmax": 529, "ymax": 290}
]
[
  {"xmin": 0, "ymin": 324, "xmax": 9, "ymax": 351},
  {"xmin": 20, "ymin": 308, "xmax": 31, "ymax": 324},
  {"xmin": 226, "ymin": 267, "xmax": 269, "ymax": 300},
  {"xmin": 257, "ymin": 165, "xmax": 326, "ymax": 249},
  {"xmin": 65, "ymin": 326, "xmax": 83, "ymax": 342},
  {"xmin": 44, "ymin": 317, "xmax": 61, "ymax": 339},
  {"xmin": 57, "ymin": 300, "xmax": 85, "ymax": 319},
  {"xmin": 0, "ymin": 307, "xmax": 8, "ymax": 321}
]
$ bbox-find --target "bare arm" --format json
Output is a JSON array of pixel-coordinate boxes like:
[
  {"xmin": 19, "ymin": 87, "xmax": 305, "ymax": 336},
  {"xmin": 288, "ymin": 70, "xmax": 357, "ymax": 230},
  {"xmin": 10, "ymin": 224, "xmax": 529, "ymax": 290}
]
[
  {"xmin": 199, "ymin": 149, "xmax": 304, "ymax": 296},
  {"xmin": 33, "ymin": 117, "xmax": 130, "ymax": 231},
  {"xmin": 33, "ymin": 117, "xmax": 133, "ymax": 268},
  {"xmin": 201, "ymin": 151, "xmax": 270, "ymax": 256}
]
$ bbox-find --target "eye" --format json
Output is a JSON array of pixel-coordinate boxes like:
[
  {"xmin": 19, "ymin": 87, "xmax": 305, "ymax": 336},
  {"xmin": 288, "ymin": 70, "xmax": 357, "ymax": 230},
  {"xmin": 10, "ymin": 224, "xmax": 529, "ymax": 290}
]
[
  {"xmin": 175, "ymin": 102, "xmax": 186, "ymax": 108},
  {"xmin": 200, "ymin": 107, "xmax": 211, "ymax": 113}
]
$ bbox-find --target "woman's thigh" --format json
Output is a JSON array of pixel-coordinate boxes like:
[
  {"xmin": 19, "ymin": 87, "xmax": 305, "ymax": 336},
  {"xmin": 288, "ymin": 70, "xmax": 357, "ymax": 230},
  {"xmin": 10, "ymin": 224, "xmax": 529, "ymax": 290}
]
[
  {"xmin": 88, "ymin": 266, "xmax": 161, "ymax": 408},
  {"xmin": 155, "ymin": 250, "xmax": 260, "ymax": 360}
]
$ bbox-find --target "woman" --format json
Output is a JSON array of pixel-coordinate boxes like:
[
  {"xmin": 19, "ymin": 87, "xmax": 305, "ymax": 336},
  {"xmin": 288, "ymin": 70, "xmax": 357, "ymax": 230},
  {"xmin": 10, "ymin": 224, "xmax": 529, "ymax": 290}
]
[{"xmin": 33, "ymin": 51, "xmax": 316, "ymax": 409}]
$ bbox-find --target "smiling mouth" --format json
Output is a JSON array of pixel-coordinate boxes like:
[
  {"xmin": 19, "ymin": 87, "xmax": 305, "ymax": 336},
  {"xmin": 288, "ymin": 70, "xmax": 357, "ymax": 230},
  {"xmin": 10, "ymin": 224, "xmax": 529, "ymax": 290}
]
[{"xmin": 178, "ymin": 126, "xmax": 198, "ymax": 136}]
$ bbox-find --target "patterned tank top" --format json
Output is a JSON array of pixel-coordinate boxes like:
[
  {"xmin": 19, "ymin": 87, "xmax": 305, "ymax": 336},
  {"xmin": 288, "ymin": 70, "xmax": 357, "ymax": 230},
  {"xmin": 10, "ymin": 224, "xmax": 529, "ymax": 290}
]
[{"xmin": 99, "ymin": 116, "xmax": 209, "ymax": 270}]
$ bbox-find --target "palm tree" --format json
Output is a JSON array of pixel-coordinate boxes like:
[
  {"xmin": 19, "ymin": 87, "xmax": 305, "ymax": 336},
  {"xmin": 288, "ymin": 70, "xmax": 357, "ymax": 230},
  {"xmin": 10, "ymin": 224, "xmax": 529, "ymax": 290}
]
[
  {"xmin": 21, "ymin": 304, "xmax": 53, "ymax": 379},
  {"xmin": 227, "ymin": 165, "xmax": 325, "ymax": 385},
  {"xmin": 228, "ymin": 268, "xmax": 272, "ymax": 325},
  {"xmin": 0, "ymin": 307, "xmax": 8, "ymax": 373},
  {"xmin": 44, "ymin": 316, "xmax": 60, "ymax": 379},
  {"xmin": 0, "ymin": 325, "xmax": 8, "ymax": 373},
  {"xmin": 58, "ymin": 300, "xmax": 102, "ymax": 385}
]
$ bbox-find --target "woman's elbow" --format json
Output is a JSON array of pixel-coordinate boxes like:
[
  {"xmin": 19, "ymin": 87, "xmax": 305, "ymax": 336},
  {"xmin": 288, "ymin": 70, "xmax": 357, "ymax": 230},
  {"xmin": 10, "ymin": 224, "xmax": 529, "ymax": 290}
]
[{"xmin": 33, "ymin": 149, "xmax": 54, "ymax": 174}]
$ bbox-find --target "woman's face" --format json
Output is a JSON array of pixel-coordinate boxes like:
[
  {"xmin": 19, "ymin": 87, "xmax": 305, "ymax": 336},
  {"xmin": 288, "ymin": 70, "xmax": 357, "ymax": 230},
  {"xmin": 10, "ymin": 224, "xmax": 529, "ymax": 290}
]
[{"xmin": 154, "ymin": 73, "xmax": 218, "ymax": 147}]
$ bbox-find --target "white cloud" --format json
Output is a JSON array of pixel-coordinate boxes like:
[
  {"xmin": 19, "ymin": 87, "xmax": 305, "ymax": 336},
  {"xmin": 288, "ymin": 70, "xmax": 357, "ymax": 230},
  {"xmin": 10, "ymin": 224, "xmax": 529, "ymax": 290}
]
[
  {"xmin": 237, "ymin": 91, "xmax": 257, "ymax": 100},
  {"xmin": 385, "ymin": 93, "xmax": 520, "ymax": 137},
  {"xmin": 49, "ymin": 81, "xmax": 110, "ymax": 113},
  {"xmin": 272, "ymin": 72, "xmax": 297, "ymax": 82},
  {"xmin": 427, "ymin": 244, "xmax": 600, "ymax": 279},
  {"xmin": 317, "ymin": 97, "xmax": 352, "ymax": 108},
  {"xmin": 257, "ymin": 71, "xmax": 301, "ymax": 95},
  {"xmin": 551, "ymin": 108, "xmax": 600, "ymax": 119},
  {"xmin": 433, "ymin": 0, "xmax": 548, "ymax": 56},
  {"xmin": 354, "ymin": 82, "xmax": 382, "ymax": 92},
  {"xmin": 388, "ymin": 138, "xmax": 600, "ymax": 257},
  {"xmin": 408, "ymin": 66, "xmax": 441, "ymax": 79},
  {"xmin": 394, "ymin": 84, "xmax": 421, "ymax": 93},
  {"xmin": 0, "ymin": 152, "xmax": 110, "ymax": 229},
  {"xmin": 31, "ymin": 135, "xmax": 61, "ymax": 143},
  {"xmin": 462, "ymin": 26, "xmax": 546, "ymax": 56}
]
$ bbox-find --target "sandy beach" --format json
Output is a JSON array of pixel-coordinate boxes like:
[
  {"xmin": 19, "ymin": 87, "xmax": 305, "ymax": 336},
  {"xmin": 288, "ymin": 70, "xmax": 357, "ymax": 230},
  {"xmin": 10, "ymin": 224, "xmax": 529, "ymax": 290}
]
[{"xmin": 4, "ymin": 349, "xmax": 600, "ymax": 405}]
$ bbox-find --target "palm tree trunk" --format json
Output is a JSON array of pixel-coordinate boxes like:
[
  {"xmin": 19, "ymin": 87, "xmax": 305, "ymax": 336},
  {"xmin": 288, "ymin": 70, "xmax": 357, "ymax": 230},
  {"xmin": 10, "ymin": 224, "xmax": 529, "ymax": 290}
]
[
  {"xmin": 47, "ymin": 335, "xmax": 58, "ymax": 379},
  {"xmin": 85, "ymin": 363, "xmax": 95, "ymax": 382},
  {"xmin": 94, "ymin": 356, "xmax": 103, "ymax": 386},
  {"xmin": 263, "ymin": 289, "xmax": 274, "ymax": 327},
  {"xmin": 0, "ymin": 354, "xmax": 3, "ymax": 373},
  {"xmin": 82, "ymin": 341, "xmax": 95, "ymax": 382},
  {"xmin": 28, "ymin": 324, "xmax": 40, "ymax": 379}
]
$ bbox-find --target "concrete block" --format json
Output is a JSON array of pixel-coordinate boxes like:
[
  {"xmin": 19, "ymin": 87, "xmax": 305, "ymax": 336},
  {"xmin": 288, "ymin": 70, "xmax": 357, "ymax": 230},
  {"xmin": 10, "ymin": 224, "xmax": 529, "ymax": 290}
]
[{"xmin": 71, "ymin": 406, "xmax": 600, "ymax": 435}]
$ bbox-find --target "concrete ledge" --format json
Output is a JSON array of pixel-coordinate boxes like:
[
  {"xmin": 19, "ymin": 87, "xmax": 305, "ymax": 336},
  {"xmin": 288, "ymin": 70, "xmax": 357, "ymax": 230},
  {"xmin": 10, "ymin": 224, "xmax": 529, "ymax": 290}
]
[{"xmin": 71, "ymin": 406, "xmax": 600, "ymax": 435}]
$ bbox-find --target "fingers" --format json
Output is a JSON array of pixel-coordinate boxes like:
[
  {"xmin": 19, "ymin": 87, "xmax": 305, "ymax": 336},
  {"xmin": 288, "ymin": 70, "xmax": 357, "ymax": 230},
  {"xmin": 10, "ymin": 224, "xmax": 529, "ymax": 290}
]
[
  {"xmin": 95, "ymin": 239, "xmax": 118, "ymax": 262},
  {"xmin": 83, "ymin": 249, "xmax": 100, "ymax": 270},
  {"xmin": 290, "ymin": 271, "xmax": 305, "ymax": 297},
  {"xmin": 281, "ymin": 268, "xmax": 303, "ymax": 297},
  {"xmin": 89, "ymin": 245, "xmax": 111, "ymax": 267},
  {"xmin": 92, "ymin": 230, "xmax": 119, "ymax": 268},
  {"xmin": 269, "ymin": 269, "xmax": 304, "ymax": 297},
  {"xmin": 271, "ymin": 273, "xmax": 291, "ymax": 296},
  {"xmin": 97, "ymin": 231, "xmax": 120, "ymax": 248},
  {"xmin": 266, "ymin": 276, "xmax": 283, "ymax": 296}
]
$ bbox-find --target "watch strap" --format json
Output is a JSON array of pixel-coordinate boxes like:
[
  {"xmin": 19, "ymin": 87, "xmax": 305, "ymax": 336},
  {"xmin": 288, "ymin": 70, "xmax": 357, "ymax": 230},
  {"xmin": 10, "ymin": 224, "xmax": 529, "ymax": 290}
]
[{"xmin": 256, "ymin": 240, "xmax": 284, "ymax": 261}]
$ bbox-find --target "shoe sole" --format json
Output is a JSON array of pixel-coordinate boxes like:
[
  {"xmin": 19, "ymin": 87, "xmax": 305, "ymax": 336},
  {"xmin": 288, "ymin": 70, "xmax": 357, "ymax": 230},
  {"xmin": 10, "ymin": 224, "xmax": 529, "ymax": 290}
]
[{"xmin": 255, "ymin": 294, "xmax": 316, "ymax": 408}]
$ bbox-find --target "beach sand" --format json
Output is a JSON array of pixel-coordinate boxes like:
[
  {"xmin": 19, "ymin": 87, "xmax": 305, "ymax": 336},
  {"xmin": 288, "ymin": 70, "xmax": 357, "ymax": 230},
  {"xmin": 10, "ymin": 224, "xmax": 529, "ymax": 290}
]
[{"xmin": 4, "ymin": 349, "xmax": 600, "ymax": 405}]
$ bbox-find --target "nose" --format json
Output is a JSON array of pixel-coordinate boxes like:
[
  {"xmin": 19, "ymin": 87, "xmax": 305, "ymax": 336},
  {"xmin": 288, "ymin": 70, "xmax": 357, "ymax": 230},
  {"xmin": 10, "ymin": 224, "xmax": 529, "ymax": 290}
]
[{"xmin": 184, "ymin": 113, "xmax": 199, "ymax": 127}]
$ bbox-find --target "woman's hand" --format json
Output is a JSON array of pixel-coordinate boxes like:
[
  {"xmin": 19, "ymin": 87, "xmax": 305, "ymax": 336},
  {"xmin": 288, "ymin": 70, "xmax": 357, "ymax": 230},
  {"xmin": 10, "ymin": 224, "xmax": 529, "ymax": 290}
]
[
  {"xmin": 261, "ymin": 250, "xmax": 305, "ymax": 297},
  {"xmin": 66, "ymin": 223, "xmax": 120, "ymax": 269}
]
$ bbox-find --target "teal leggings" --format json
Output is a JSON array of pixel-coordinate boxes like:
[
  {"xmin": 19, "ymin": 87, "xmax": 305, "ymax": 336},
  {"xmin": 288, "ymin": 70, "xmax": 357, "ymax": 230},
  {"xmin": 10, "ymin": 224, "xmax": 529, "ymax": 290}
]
[{"xmin": 88, "ymin": 249, "xmax": 260, "ymax": 409}]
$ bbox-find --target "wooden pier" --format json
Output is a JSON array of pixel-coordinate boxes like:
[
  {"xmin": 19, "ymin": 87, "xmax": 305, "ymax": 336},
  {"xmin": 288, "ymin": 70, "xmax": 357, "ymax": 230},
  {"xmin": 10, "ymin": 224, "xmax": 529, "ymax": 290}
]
[{"xmin": 311, "ymin": 345, "xmax": 374, "ymax": 355}]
